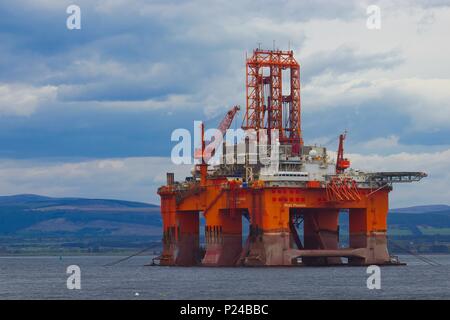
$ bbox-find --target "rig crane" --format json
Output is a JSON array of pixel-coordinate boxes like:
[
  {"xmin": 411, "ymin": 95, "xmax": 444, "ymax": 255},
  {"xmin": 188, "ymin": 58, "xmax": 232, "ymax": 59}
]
[
  {"xmin": 336, "ymin": 131, "xmax": 350, "ymax": 174},
  {"xmin": 195, "ymin": 105, "xmax": 240, "ymax": 162}
]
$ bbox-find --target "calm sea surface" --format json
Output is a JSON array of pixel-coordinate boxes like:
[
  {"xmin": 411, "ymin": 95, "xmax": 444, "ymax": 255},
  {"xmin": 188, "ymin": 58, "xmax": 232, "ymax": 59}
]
[{"xmin": 0, "ymin": 255, "xmax": 449, "ymax": 299}]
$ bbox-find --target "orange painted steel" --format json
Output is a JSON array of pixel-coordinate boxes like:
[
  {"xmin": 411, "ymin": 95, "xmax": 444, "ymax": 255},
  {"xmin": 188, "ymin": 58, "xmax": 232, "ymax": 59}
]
[
  {"xmin": 326, "ymin": 177, "xmax": 361, "ymax": 202},
  {"xmin": 157, "ymin": 48, "xmax": 421, "ymax": 267},
  {"xmin": 159, "ymin": 180, "xmax": 393, "ymax": 266}
]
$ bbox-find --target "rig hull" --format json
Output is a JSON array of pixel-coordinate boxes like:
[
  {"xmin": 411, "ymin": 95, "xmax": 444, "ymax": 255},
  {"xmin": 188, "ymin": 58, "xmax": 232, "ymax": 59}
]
[
  {"xmin": 159, "ymin": 182, "xmax": 393, "ymax": 267},
  {"xmin": 156, "ymin": 48, "xmax": 425, "ymax": 267}
]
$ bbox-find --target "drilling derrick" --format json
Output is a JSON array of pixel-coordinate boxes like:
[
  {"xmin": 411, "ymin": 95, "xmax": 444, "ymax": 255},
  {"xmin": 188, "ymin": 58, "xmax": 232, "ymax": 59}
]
[
  {"xmin": 157, "ymin": 48, "xmax": 427, "ymax": 267},
  {"xmin": 244, "ymin": 49, "xmax": 302, "ymax": 154}
]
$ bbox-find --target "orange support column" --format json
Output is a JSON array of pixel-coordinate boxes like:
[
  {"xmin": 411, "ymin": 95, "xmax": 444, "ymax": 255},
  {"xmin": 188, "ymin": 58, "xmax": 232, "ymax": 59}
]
[
  {"xmin": 244, "ymin": 189, "xmax": 291, "ymax": 266},
  {"xmin": 159, "ymin": 194, "xmax": 177, "ymax": 266},
  {"xmin": 175, "ymin": 211, "xmax": 201, "ymax": 266},
  {"xmin": 202, "ymin": 208, "xmax": 242, "ymax": 266},
  {"xmin": 349, "ymin": 189, "xmax": 390, "ymax": 265},
  {"xmin": 303, "ymin": 209, "xmax": 341, "ymax": 265}
]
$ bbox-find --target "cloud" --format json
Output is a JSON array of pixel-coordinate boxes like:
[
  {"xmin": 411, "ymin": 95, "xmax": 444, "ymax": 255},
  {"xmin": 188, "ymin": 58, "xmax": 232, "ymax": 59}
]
[
  {"xmin": 302, "ymin": 46, "xmax": 403, "ymax": 82},
  {"xmin": 0, "ymin": 157, "xmax": 191, "ymax": 204},
  {"xmin": 0, "ymin": 0, "xmax": 449, "ymax": 169},
  {"xmin": 348, "ymin": 148, "xmax": 450, "ymax": 207},
  {"xmin": 391, "ymin": 0, "xmax": 450, "ymax": 9},
  {"xmin": 0, "ymin": 84, "xmax": 57, "ymax": 116},
  {"xmin": 0, "ymin": 1, "xmax": 365, "ymax": 107},
  {"xmin": 303, "ymin": 77, "xmax": 450, "ymax": 132},
  {"xmin": 360, "ymin": 135, "xmax": 400, "ymax": 150}
]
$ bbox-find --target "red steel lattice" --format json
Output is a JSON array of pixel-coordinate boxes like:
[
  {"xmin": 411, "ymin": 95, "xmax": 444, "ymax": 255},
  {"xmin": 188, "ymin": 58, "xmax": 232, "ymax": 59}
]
[{"xmin": 243, "ymin": 49, "xmax": 303, "ymax": 154}]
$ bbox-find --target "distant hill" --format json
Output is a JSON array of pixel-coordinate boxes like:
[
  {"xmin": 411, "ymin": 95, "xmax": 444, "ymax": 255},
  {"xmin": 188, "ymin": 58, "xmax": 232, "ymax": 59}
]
[
  {"xmin": 391, "ymin": 205, "xmax": 450, "ymax": 214},
  {"xmin": 0, "ymin": 194, "xmax": 161, "ymax": 237},
  {"xmin": 0, "ymin": 194, "xmax": 157, "ymax": 209},
  {"xmin": 0, "ymin": 194, "xmax": 449, "ymax": 254}
]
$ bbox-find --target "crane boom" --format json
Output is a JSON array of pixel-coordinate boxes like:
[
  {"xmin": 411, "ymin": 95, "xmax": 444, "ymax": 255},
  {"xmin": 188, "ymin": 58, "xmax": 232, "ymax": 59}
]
[
  {"xmin": 195, "ymin": 105, "xmax": 240, "ymax": 162},
  {"xmin": 217, "ymin": 105, "xmax": 240, "ymax": 137},
  {"xmin": 336, "ymin": 131, "xmax": 350, "ymax": 174}
]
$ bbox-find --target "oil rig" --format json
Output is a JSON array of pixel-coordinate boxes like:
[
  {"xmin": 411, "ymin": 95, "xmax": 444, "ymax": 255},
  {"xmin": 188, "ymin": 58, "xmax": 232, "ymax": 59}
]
[{"xmin": 157, "ymin": 48, "xmax": 426, "ymax": 267}]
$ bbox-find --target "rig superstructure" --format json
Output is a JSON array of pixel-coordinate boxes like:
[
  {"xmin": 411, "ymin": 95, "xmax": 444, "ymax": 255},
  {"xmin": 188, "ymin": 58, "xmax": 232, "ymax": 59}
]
[{"xmin": 157, "ymin": 49, "xmax": 426, "ymax": 267}]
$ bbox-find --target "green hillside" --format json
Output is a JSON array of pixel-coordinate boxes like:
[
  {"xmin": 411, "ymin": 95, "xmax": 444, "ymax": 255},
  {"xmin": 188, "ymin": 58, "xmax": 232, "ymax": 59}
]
[
  {"xmin": 0, "ymin": 195, "xmax": 449, "ymax": 255},
  {"xmin": 0, "ymin": 194, "xmax": 161, "ymax": 255}
]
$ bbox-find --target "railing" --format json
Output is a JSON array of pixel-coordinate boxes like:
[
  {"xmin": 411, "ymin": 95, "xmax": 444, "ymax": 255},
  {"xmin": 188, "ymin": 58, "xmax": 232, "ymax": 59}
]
[
  {"xmin": 175, "ymin": 183, "xmax": 203, "ymax": 204},
  {"xmin": 326, "ymin": 176, "xmax": 361, "ymax": 202},
  {"xmin": 366, "ymin": 172, "xmax": 427, "ymax": 184}
]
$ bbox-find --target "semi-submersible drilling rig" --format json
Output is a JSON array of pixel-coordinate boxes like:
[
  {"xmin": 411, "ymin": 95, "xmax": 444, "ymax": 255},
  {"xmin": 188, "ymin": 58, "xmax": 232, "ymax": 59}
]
[{"xmin": 157, "ymin": 49, "xmax": 426, "ymax": 267}]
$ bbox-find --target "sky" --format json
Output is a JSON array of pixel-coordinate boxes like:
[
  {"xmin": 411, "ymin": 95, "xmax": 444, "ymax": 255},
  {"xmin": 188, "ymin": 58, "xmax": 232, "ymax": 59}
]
[{"xmin": 0, "ymin": 0, "xmax": 450, "ymax": 206}]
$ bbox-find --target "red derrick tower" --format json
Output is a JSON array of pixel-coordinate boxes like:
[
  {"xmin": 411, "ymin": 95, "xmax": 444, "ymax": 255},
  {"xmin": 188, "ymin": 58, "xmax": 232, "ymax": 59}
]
[{"xmin": 243, "ymin": 49, "xmax": 303, "ymax": 154}]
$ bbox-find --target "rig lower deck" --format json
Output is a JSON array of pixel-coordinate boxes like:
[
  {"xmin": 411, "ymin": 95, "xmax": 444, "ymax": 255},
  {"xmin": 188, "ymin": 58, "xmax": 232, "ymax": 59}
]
[{"xmin": 158, "ymin": 179, "xmax": 401, "ymax": 267}]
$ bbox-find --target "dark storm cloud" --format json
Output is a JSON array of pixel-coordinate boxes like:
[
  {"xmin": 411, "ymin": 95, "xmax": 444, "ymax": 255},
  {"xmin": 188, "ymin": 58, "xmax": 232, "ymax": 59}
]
[
  {"xmin": 0, "ymin": 102, "xmax": 205, "ymax": 158},
  {"xmin": 0, "ymin": 0, "xmax": 365, "ymax": 104},
  {"xmin": 0, "ymin": 0, "xmax": 448, "ymax": 159}
]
